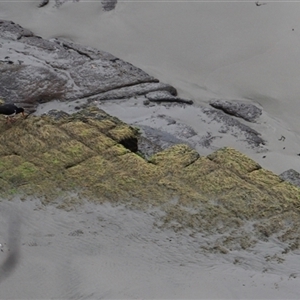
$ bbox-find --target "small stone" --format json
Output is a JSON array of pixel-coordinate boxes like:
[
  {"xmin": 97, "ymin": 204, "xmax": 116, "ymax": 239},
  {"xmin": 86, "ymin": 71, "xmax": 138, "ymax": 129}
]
[
  {"xmin": 279, "ymin": 169, "xmax": 300, "ymax": 187},
  {"xmin": 146, "ymin": 91, "xmax": 193, "ymax": 105},
  {"xmin": 210, "ymin": 100, "xmax": 262, "ymax": 122}
]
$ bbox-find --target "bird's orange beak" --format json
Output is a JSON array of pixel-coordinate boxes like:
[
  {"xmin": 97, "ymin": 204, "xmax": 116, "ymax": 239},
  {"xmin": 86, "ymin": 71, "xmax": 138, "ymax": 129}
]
[{"xmin": 22, "ymin": 111, "xmax": 25, "ymax": 116}]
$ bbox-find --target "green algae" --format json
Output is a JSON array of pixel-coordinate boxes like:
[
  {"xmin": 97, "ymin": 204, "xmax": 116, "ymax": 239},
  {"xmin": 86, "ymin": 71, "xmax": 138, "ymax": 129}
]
[{"xmin": 0, "ymin": 107, "xmax": 300, "ymax": 252}]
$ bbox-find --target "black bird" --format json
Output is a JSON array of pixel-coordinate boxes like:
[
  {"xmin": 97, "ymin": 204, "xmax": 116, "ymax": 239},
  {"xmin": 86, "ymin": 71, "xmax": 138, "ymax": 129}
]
[{"xmin": 0, "ymin": 104, "xmax": 25, "ymax": 123}]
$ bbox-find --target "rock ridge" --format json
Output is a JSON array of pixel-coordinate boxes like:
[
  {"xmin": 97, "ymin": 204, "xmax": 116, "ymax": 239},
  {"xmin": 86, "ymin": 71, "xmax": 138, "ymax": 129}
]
[
  {"xmin": 0, "ymin": 107, "xmax": 299, "ymax": 256},
  {"xmin": 0, "ymin": 20, "xmax": 179, "ymax": 111}
]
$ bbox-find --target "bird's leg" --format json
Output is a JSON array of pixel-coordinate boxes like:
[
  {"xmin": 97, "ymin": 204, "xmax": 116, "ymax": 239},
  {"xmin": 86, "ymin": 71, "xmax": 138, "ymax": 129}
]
[{"xmin": 6, "ymin": 117, "xmax": 15, "ymax": 124}]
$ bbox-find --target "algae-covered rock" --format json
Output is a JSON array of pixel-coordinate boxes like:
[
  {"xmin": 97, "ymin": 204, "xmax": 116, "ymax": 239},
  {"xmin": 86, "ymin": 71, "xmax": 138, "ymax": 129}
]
[
  {"xmin": 207, "ymin": 147, "xmax": 261, "ymax": 176},
  {"xmin": 0, "ymin": 107, "xmax": 300, "ymax": 253},
  {"xmin": 149, "ymin": 144, "xmax": 200, "ymax": 171}
]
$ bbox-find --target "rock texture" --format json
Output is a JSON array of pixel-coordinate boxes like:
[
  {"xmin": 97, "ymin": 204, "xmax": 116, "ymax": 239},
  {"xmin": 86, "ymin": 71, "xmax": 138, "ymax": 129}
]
[
  {"xmin": 0, "ymin": 20, "xmax": 179, "ymax": 111},
  {"xmin": 203, "ymin": 107, "xmax": 265, "ymax": 147},
  {"xmin": 0, "ymin": 107, "xmax": 299, "ymax": 255},
  {"xmin": 210, "ymin": 100, "xmax": 262, "ymax": 122},
  {"xmin": 50, "ymin": 0, "xmax": 117, "ymax": 11},
  {"xmin": 101, "ymin": 0, "xmax": 117, "ymax": 11},
  {"xmin": 1, "ymin": 20, "xmax": 299, "ymax": 257},
  {"xmin": 38, "ymin": 0, "xmax": 49, "ymax": 7},
  {"xmin": 280, "ymin": 169, "xmax": 300, "ymax": 188},
  {"xmin": 145, "ymin": 91, "xmax": 193, "ymax": 105}
]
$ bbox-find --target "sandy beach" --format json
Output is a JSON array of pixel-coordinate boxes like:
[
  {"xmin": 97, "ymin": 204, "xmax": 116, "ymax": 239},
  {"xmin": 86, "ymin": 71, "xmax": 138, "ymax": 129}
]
[
  {"xmin": 1, "ymin": 1, "xmax": 300, "ymax": 298},
  {"xmin": 1, "ymin": 198, "xmax": 300, "ymax": 299}
]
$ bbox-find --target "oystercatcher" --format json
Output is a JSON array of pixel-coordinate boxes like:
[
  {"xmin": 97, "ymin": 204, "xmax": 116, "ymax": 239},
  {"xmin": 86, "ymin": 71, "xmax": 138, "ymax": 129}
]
[{"xmin": 0, "ymin": 104, "xmax": 25, "ymax": 123}]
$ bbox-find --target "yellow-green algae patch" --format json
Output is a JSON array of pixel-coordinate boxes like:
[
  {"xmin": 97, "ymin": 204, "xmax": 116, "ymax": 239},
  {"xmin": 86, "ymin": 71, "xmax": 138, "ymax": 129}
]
[
  {"xmin": 60, "ymin": 121, "xmax": 102, "ymax": 144},
  {"xmin": 1, "ymin": 161, "xmax": 45, "ymax": 186},
  {"xmin": 207, "ymin": 147, "xmax": 261, "ymax": 176},
  {"xmin": 0, "ymin": 107, "xmax": 300, "ymax": 252},
  {"xmin": 67, "ymin": 155, "xmax": 111, "ymax": 185},
  {"xmin": 107, "ymin": 124, "xmax": 137, "ymax": 143},
  {"xmin": 242, "ymin": 168, "xmax": 283, "ymax": 189},
  {"xmin": 31, "ymin": 149, "xmax": 73, "ymax": 171},
  {"xmin": 56, "ymin": 140, "xmax": 95, "ymax": 166},
  {"xmin": 12, "ymin": 134, "xmax": 48, "ymax": 159},
  {"xmin": 86, "ymin": 134, "xmax": 117, "ymax": 153},
  {"xmin": 102, "ymin": 144, "xmax": 131, "ymax": 158},
  {"xmin": 33, "ymin": 124, "xmax": 72, "ymax": 146},
  {"xmin": 0, "ymin": 155, "xmax": 25, "ymax": 172},
  {"xmin": 87, "ymin": 118, "xmax": 116, "ymax": 132},
  {"xmin": 149, "ymin": 144, "xmax": 200, "ymax": 172},
  {"xmin": 0, "ymin": 144, "xmax": 12, "ymax": 156},
  {"xmin": 112, "ymin": 152, "xmax": 163, "ymax": 179},
  {"xmin": 183, "ymin": 156, "xmax": 219, "ymax": 177}
]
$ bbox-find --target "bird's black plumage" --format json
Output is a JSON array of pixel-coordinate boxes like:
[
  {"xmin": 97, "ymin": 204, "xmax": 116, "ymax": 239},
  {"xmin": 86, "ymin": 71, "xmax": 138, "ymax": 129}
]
[
  {"xmin": 0, "ymin": 104, "xmax": 25, "ymax": 123},
  {"xmin": 0, "ymin": 104, "xmax": 24, "ymax": 116}
]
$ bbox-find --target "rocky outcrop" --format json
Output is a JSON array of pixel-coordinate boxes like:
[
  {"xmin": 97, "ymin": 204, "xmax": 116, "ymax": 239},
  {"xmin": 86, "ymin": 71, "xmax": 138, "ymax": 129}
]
[
  {"xmin": 38, "ymin": 0, "xmax": 49, "ymax": 7},
  {"xmin": 0, "ymin": 107, "xmax": 300, "ymax": 256},
  {"xmin": 210, "ymin": 99, "xmax": 262, "ymax": 122},
  {"xmin": 87, "ymin": 82, "xmax": 177, "ymax": 102},
  {"xmin": 280, "ymin": 169, "xmax": 300, "ymax": 188},
  {"xmin": 145, "ymin": 91, "xmax": 193, "ymax": 105},
  {"xmin": 0, "ymin": 20, "xmax": 180, "ymax": 111},
  {"xmin": 101, "ymin": 0, "xmax": 117, "ymax": 11},
  {"xmin": 203, "ymin": 107, "xmax": 265, "ymax": 147}
]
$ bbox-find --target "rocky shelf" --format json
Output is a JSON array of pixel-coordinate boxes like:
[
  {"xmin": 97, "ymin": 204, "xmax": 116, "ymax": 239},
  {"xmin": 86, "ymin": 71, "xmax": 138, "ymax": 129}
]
[
  {"xmin": 0, "ymin": 107, "xmax": 299, "ymax": 254},
  {"xmin": 0, "ymin": 19, "xmax": 184, "ymax": 112}
]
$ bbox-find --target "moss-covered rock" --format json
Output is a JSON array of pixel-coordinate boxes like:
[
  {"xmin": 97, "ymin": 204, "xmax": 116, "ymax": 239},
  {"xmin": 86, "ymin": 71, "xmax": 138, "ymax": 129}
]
[{"xmin": 1, "ymin": 107, "xmax": 300, "ymax": 253}]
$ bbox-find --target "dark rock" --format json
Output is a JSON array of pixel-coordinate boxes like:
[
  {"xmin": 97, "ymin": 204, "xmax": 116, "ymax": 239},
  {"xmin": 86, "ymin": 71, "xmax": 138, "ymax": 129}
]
[
  {"xmin": 0, "ymin": 64, "xmax": 68, "ymax": 108},
  {"xmin": 0, "ymin": 20, "xmax": 34, "ymax": 40},
  {"xmin": 102, "ymin": 0, "xmax": 117, "ymax": 11},
  {"xmin": 38, "ymin": 0, "xmax": 49, "ymax": 7},
  {"xmin": 145, "ymin": 91, "xmax": 193, "ymax": 105},
  {"xmin": 210, "ymin": 100, "xmax": 262, "ymax": 122},
  {"xmin": 137, "ymin": 135, "xmax": 164, "ymax": 160},
  {"xmin": 137, "ymin": 124, "xmax": 188, "ymax": 159},
  {"xmin": 45, "ymin": 109, "xmax": 70, "ymax": 120},
  {"xmin": 0, "ymin": 20, "xmax": 178, "ymax": 111},
  {"xmin": 279, "ymin": 169, "xmax": 300, "ymax": 188},
  {"xmin": 203, "ymin": 107, "xmax": 265, "ymax": 147},
  {"xmin": 87, "ymin": 82, "xmax": 177, "ymax": 102}
]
